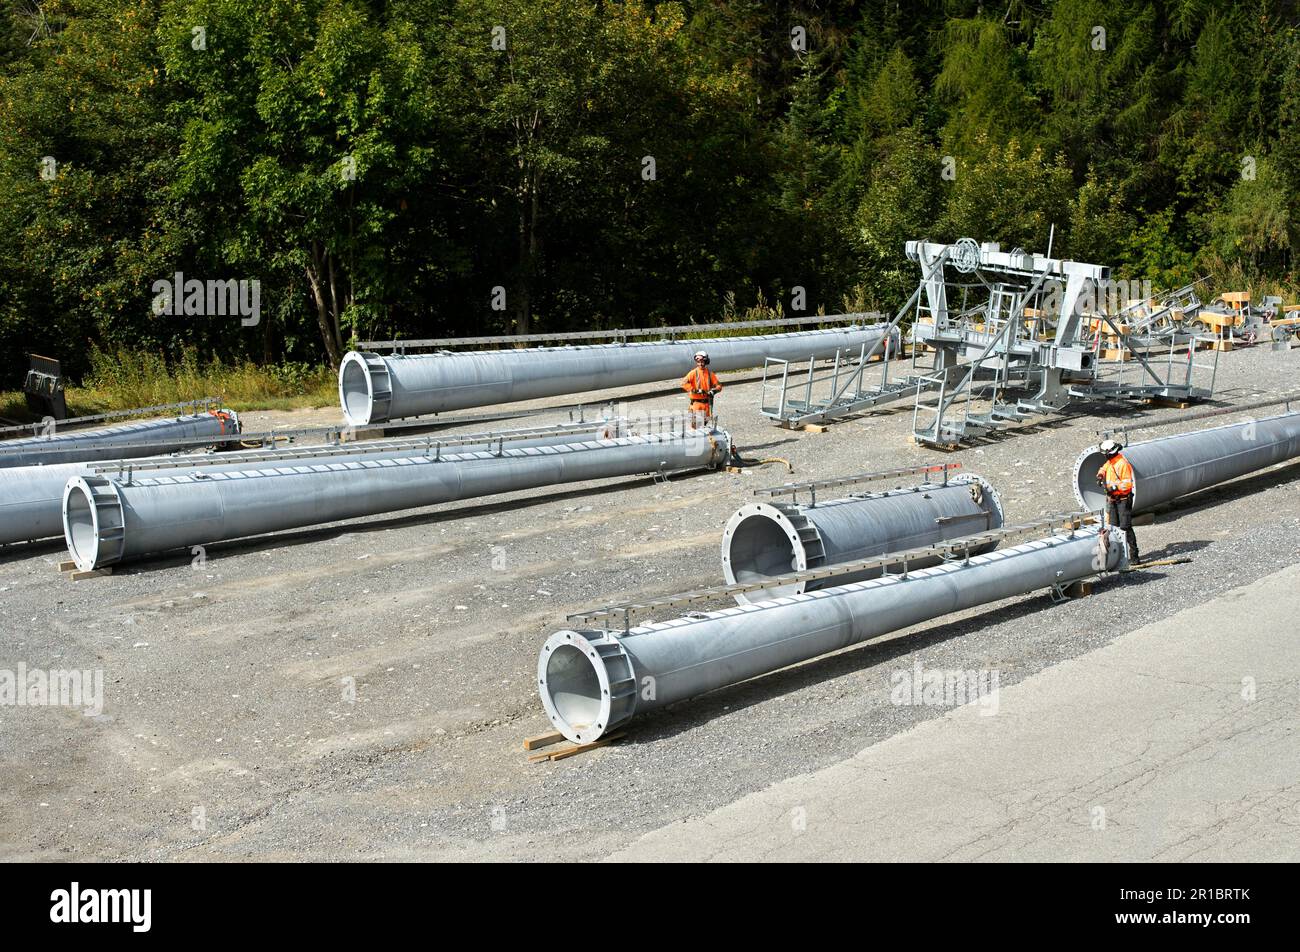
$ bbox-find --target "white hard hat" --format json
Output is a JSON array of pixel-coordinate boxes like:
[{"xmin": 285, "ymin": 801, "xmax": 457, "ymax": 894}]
[
  {"xmin": 1099, "ymin": 439, "xmax": 1122, "ymax": 455},
  {"xmin": 693, "ymin": 350, "xmax": 709, "ymax": 360}
]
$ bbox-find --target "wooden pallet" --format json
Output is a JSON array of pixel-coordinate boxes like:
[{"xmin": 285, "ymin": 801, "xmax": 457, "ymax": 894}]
[
  {"xmin": 522, "ymin": 729, "xmax": 626, "ymax": 763},
  {"xmin": 59, "ymin": 563, "xmax": 112, "ymax": 581},
  {"xmin": 342, "ymin": 427, "xmax": 390, "ymax": 442}
]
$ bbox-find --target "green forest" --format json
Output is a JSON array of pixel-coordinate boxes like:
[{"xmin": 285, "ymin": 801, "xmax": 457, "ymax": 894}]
[{"xmin": 1, "ymin": 0, "xmax": 1297, "ymax": 392}]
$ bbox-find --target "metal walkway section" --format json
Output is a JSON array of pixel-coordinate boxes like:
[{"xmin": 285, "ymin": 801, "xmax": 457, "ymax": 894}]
[{"xmin": 760, "ymin": 284, "xmax": 931, "ymax": 429}]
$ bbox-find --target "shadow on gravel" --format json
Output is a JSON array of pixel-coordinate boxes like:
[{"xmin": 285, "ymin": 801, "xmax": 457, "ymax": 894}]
[
  {"xmin": 98, "ymin": 468, "xmax": 724, "ymax": 575},
  {"xmin": 964, "ymin": 415, "xmax": 1075, "ymax": 445},
  {"xmin": 629, "ymin": 569, "xmax": 1165, "ymax": 745},
  {"xmin": 1150, "ymin": 459, "xmax": 1300, "ymax": 526},
  {"xmin": 1074, "ymin": 401, "xmax": 1162, "ymax": 423},
  {"xmin": 0, "ymin": 537, "xmax": 67, "ymax": 564},
  {"xmin": 1137, "ymin": 539, "xmax": 1214, "ymax": 561},
  {"xmin": 736, "ymin": 436, "xmax": 800, "ymax": 454}
]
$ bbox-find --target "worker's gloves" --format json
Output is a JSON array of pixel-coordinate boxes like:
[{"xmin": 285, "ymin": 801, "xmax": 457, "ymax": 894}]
[{"xmin": 1096, "ymin": 477, "xmax": 1106, "ymax": 489}]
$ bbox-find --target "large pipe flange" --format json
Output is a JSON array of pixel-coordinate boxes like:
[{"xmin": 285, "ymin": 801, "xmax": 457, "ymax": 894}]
[
  {"xmin": 538, "ymin": 630, "xmax": 638, "ymax": 744},
  {"xmin": 339, "ymin": 351, "xmax": 393, "ymax": 427},
  {"xmin": 1072, "ymin": 444, "xmax": 1110, "ymax": 512},
  {"xmin": 62, "ymin": 475, "xmax": 126, "ymax": 572},
  {"xmin": 720, "ymin": 501, "xmax": 826, "ymax": 602}
]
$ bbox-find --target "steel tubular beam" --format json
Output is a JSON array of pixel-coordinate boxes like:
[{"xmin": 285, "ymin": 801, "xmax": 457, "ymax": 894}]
[
  {"xmin": 720, "ymin": 475, "xmax": 1005, "ymax": 602},
  {"xmin": 338, "ymin": 326, "xmax": 900, "ymax": 425},
  {"xmin": 538, "ymin": 527, "xmax": 1127, "ymax": 744},
  {"xmin": 62, "ymin": 429, "xmax": 732, "ymax": 570},
  {"xmin": 0, "ymin": 411, "xmax": 240, "ymax": 469},
  {"xmin": 0, "ymin": 421, "xmax": 623, "ymax": 547},
  {"xmin": 1073, "ymin": 410, "xmax": 1300, "ymax": 514},
  {"xmin": 359, "ymin": 313, "xmax": 881, "ymax": 350}
]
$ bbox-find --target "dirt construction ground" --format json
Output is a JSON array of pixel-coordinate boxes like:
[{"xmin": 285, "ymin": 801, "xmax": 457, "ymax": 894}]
[{"xmin": 2, "ymin": 344, "xmax": 1299, "ymax": 861}]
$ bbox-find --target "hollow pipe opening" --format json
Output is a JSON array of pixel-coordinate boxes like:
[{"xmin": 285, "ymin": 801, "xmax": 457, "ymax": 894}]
[
  {"xmin": 339, "ymin": 352, "xmax": 375, "ymax": 427},
  {"xmin": 1074, "ymin": 449, "xmax": 1110, "ymax": 511},
  {"xmin": 62, "ymin": 478, "xmax": 101, "ymax": 572},
  {"xmin": 537, "ymin": 633, "xmax": 614, "ymax": 744},
  {"xmin": 721, "ymin": 504, "xmax": 807, "ymax": 602}
]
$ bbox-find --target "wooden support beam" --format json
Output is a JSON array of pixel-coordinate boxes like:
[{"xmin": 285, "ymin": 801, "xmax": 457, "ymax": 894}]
[
  {"xmin": 525, "ymin": 731, "xmax": 626, "ymax": 763},
  {"xmin": 522, "ymin": 730, "xmax": 564, "ymax": 752},
  {"xmin": 66, "ymin": 568, "xmax": 112, "ymax": 581}
]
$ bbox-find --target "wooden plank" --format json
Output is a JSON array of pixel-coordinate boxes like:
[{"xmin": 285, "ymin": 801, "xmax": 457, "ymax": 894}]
[
  {"xmin": 341, "ymin": 426, "xmax": 388, "ymax": 442},
  {"xmin": 547, "ymin": 734, "xmax": 624, "ymax": 761},
  {"xmin": 1131, "ymin": 557, "xmax": 1193, "ymax": 568},
  {"xmin": 802, "ymin": 423, "xmax": 830, "ymax": 433},
  {"xmin": 529, "ymin": 731, "xmax": 626, "ymax": 763},
  {"xmin": 58, "ymin": 560, "xmax": 76, "ymax": 572},
  {"xmin": 522, "ymin": 730, "xmax": 564, "ymax": 752},
  {"xmin": 68, "ymin": 568, "xmax": 112, "ymax": 580}
]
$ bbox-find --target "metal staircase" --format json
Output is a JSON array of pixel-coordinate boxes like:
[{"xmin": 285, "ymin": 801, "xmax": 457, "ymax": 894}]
[{"xmin": 759, "ymin": 275, "xmax": 935, "ymax": 428}]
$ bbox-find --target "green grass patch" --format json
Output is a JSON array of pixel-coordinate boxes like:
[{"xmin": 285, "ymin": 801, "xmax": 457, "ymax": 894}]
[{"xmin": 0, "ymin": 347, "xmax": 337, "ymax": 423}]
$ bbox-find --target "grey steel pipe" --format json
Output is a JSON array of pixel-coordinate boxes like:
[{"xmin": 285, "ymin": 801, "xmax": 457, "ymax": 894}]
[
  {"xmin": 538, "ymin": 526, "xmax": 1127, "ymax": 744},
  {"xmin": 721, "ymin": 475, "xmax": 1004, "ymax": 602},
  {"xmin": 0, "ymin": 420, "xmax": 623, "ymax": 547},
  {"xmin": 0, "ymin": 411, "xmax": 239, "ymax": 469},
  {"xmin": 1073, "ymin": 410, "xmax": 1300, "ymax": 514},
  {"xmin": 62, "ymin": 428, "xmax": 731, "ymax": 570},
  {"xmin": 339, "ymin": 326, "xmax": 900, "ymax": 425},
  {"xmin": 0, "ymin": 461, "xmax": 88, "ymax": 545}
]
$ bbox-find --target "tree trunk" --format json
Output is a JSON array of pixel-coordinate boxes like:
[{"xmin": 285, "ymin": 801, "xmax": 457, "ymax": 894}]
[
  {"xmin": 516, "ymin": 182, "xmax": 533, "ymax": 336},
  {"xmin": 261, "ymin": 309, "xmax": 273, "ymax": 365},
  {"xmin": 306, "ymin": 240, "xmax": 343, "ymax": 369}
]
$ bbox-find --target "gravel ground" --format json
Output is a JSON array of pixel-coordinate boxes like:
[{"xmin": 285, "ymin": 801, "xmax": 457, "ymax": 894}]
[{"xmin": 1, "ymin": 344, "xmax": 1298, "ymax": 861}]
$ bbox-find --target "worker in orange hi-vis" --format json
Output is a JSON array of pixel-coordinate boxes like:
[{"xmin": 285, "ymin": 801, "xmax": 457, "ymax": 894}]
[
  {"xmin": 1096, "ymin": 438, "xmax": 1139, "ymax": 563},
  {"xmin": 682, "ymin": 350, "xmax": 722, "ymax": 427}
]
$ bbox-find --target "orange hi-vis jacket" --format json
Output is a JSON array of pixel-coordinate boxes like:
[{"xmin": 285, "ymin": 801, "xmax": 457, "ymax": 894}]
[
  {"xmin": 682, "ymin": 365, "xmax": 721, "ymax": 411},
  {"xmin": 1097, "ymin": 454, "xmax": 1135, "ymax": 498}
]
